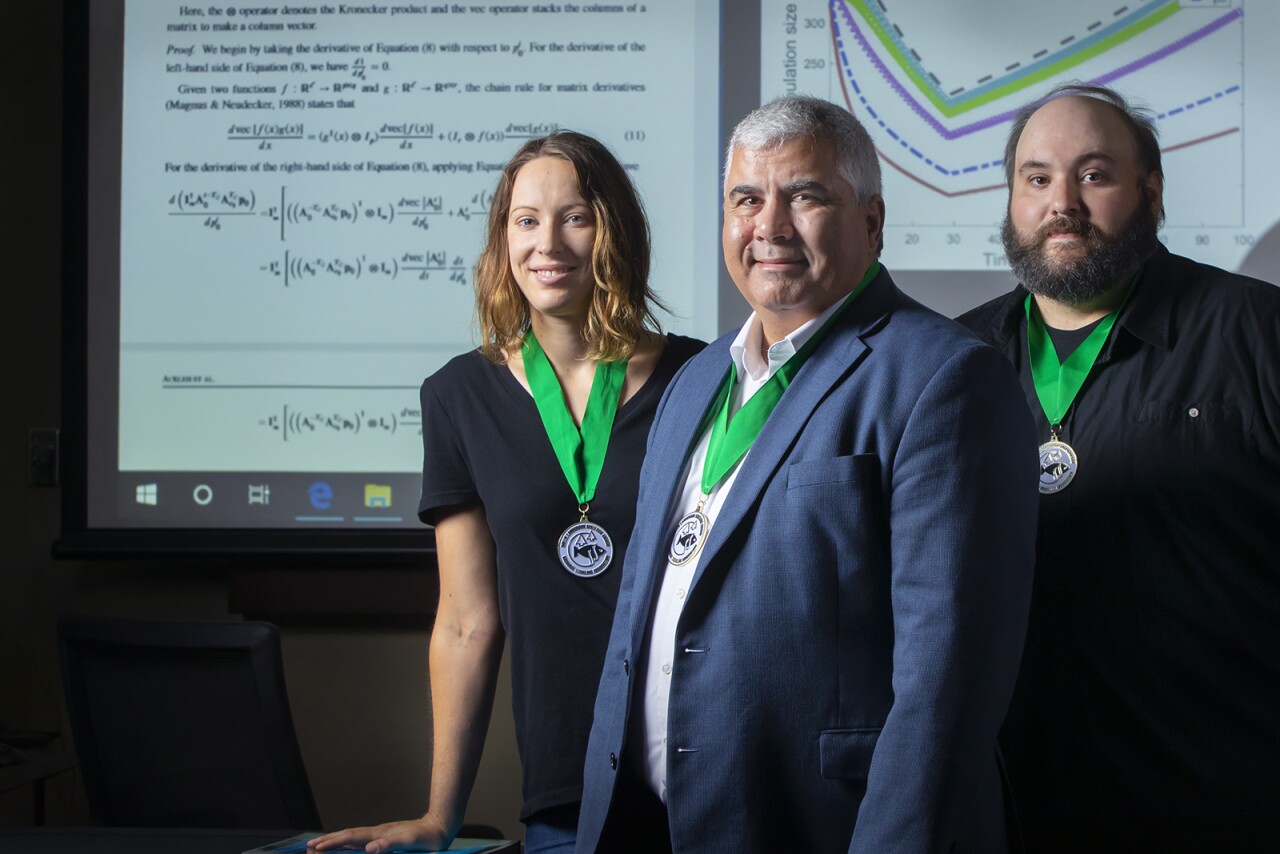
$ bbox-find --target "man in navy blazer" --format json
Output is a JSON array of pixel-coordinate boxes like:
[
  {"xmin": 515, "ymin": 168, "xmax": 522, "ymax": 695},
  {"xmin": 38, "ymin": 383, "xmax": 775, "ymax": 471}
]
[{"xmin": 574, "ymin": 97, "xmax": 1040, "ymax": 853}]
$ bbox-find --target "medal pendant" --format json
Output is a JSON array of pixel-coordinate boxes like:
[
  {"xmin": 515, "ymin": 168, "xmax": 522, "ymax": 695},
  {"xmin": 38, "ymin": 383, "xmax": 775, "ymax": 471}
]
[
  {"xmin": 557, "ymin": 520, "xmax": 613, "ymax": 577},
  {"xmin": 668, "ymin": 508, "xmax": 710, "ymax": 567},
  {"xmin": 1038, "ymin": 439, "xmax": 1078, "ymax": 494}
]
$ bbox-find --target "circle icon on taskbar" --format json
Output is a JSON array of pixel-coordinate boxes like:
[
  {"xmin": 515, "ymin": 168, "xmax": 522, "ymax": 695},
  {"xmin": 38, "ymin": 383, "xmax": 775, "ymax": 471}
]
[{"xmin": 192, "ymin": 484, "xmax": 214, "ymax": 506}]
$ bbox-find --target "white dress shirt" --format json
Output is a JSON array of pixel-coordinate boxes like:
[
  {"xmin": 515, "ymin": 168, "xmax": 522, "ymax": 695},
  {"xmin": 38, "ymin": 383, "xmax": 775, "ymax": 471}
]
[{"xmin": 635, "ymin": 296, "xmax": 848, "ymax": 801}]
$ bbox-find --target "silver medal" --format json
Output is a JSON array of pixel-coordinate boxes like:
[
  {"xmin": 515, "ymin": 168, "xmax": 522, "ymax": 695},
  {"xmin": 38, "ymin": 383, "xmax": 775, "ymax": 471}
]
[
  {"xmin": 668, "ymin": 510, "xmax": 710, "ymax": 566},
  {"xmin": 557, "ymin": 521, "xmax": 613, "ymax": 577},
  {"xmin": 1038, "ymin": 439, "xmax": 1078, "ymax": 494}
]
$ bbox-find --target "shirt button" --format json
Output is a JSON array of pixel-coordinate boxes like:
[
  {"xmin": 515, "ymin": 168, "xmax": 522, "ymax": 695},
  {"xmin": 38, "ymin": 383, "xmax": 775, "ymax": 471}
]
[
  {"xmin": 1188, "ymin": 407, "xmax": 1200, "ymax": 418},
  {"xmin": 676, "ymin": 588, "xmax": 686, "ymax": 599},
  {"xmin": 661, "ymin": 662, "xmax": 672, "ymax": 675},
  {"xmin": 609, "ymin": 752, "xmax": 617, "ymax": 770},
  {"xmin": 623, "ymin": 658, "xmax": 629, "ymax": 675}
]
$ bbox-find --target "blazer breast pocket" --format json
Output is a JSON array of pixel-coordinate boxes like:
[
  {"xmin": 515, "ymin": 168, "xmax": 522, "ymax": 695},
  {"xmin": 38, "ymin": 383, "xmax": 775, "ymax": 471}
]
[
  {"xmin": 786, "ymin": 453, "xmax": 879, "ymax": 490},
  {"xmin": 819, "ymin": 727, "xmax": 882, "ymax": 780}
]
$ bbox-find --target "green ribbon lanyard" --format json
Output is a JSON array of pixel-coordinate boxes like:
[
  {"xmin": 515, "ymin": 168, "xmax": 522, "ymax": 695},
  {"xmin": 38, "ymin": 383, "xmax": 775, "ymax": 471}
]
[
  {"xmin": 1024, "ymin": 281, "xmax": 1132, "ymax": 434},
  {"xmin": 698, "ymin": 261, "xmax": 880, "ymax": 496},
  {"xmin": 522, "ymin": 332, "xmax": 629, "ymax": 518}
]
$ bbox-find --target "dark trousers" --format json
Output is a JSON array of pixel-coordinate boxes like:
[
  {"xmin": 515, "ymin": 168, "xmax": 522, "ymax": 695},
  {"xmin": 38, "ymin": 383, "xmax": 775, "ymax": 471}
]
[{"xmin": 595, "ymin": 765, "xmax": 673, "ymax": 854}]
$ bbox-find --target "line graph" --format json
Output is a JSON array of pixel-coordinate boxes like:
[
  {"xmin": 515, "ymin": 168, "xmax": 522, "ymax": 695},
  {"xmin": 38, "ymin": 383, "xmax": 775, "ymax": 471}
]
[
  {"xmin": 851, "ymin": 0, "xmax": 1181, "ymax": 114},
  {"xmin": 835, "ymin": 1, "xmax": 1240, "ymax": 141},
  {"xmin": 832, "ymin": 12, "xmax": 1242, "ymax": 192},
  {"xmin": 762, "ymin": 0, "xmax": 1274, "ymax": 272}
]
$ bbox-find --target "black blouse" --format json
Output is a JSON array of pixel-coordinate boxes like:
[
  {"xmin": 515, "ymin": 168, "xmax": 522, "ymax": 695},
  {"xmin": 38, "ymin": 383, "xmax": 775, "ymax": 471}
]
[{"xmin": 418, "ymin": 334, "xmax": 704, "ymax": 820}]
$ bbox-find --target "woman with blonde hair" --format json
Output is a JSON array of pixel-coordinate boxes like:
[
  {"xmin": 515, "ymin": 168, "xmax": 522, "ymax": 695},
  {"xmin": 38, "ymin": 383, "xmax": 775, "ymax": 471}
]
[{"xmin": 312, "ymin": 132, "xmax": 702, "ymax": 853}]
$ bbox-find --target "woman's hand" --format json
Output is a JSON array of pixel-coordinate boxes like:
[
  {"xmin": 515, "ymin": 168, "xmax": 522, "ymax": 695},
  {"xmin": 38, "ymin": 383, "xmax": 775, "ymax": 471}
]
[{"xmin": 308, "ymin": 816, "xmax": 453, "ymax": 852}]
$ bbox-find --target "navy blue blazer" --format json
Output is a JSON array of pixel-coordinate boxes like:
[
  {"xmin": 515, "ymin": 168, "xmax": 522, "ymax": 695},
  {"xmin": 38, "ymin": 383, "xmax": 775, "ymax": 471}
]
[{"xmin": 575, "ymin": 268, "xmax": 1040, "ymax": 853}]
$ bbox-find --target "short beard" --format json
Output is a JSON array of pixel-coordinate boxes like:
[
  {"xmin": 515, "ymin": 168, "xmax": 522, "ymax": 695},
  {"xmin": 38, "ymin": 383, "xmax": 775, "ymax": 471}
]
[{"xmin": 1002, "ymin": 203, "xmax": 1158, "ymax": 305}]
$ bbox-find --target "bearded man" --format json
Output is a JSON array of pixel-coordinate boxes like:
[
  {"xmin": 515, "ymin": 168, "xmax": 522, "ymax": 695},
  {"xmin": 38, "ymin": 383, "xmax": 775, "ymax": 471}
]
[{"xmin": 959, "ymin": 84, "xmax": 1280, "ymax": 852}]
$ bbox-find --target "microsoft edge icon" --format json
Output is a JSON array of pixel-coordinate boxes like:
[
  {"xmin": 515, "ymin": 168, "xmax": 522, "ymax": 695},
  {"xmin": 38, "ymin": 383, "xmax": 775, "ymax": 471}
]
[{"xmin": 308, "ymin": 481, "xmax": 334, "ymax": 510}]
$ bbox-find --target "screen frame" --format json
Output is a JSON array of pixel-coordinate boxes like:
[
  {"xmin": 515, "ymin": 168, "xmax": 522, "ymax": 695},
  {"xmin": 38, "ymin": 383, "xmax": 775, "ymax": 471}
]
[{"xmin": 54, "ymin": 0, "xmax": 739, "ymax": 561}]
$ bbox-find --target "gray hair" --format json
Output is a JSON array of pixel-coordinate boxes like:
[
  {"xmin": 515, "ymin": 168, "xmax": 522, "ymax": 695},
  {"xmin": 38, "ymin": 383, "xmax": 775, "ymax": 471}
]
[
  {"xmin": 1003, "ymin": 82, "xmax": 1163, "ymax": 190},
  {"xmin": 725, "ymin": 95, "xmax": 882, "ymax": 204}
]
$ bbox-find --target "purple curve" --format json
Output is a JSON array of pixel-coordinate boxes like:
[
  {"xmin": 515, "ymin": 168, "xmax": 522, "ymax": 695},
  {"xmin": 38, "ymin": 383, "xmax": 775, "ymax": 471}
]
[
  {"xmin": 1094, "ymin": 9, "xmax": 1241, "ymax": 87},
  {"xmin": 833, "ymin": 0, "xmax": 1243, "ymax": 141}
]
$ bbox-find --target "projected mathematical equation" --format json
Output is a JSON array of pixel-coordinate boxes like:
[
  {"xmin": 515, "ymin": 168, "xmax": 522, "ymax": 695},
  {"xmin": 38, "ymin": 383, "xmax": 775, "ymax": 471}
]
[
  {"xmin": 165, "ymin": 187, "xmax": 494, "ymax": 239},
  {"xmin": 224, "ymin": 120, "xmax": 562, "ymax": 148},
  {"xmin": 258, "ymin": 249, "xmax": 468, "ymax": 285},
  {"xmin": 258, "ymin": 405, "xmax": 423, "ymax": 442}
]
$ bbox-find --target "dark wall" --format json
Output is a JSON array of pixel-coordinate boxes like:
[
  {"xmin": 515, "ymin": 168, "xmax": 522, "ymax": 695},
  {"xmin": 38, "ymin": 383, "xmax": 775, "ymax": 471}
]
[{"xmin": 0, "ymin": 2, "xmax": 522, "ymax": 834}]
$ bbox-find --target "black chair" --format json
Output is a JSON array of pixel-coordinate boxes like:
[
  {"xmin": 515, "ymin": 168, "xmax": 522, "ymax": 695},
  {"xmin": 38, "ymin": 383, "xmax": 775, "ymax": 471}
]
[{"xmin": 58, "ymin": 616, "xmax": 320, "ymax": 830}]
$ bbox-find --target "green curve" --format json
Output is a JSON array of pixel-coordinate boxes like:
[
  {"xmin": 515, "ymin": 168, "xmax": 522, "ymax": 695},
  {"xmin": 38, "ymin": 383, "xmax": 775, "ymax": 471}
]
[{"xmin": 843, "ymin": 0, "xmax": 1181, "ymax": 118}]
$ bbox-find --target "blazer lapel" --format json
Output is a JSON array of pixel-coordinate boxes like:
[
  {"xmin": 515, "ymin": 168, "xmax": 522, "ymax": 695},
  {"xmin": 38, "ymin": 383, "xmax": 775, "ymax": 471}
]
[
  {"xmin": 625, "ymin": 336, "xmax": 736, "ymax": 640},
  {"xmin": 685, "ymin": 271, "xmax": 897, "ymax": 596}
]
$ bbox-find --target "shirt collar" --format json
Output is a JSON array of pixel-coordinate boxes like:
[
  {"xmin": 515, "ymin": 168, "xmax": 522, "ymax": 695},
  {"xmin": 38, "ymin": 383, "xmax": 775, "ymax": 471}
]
[
  {"xmin": 1111, "ymin": 245, "xmax": 1174, "ymax": 352},
  {"xmin": 991, "ymin": 244, "xmax": 1175, "ymax": 355},
  {"xmin": 729, "ymin": 295, "xmax": 849, "ymax": 383}
]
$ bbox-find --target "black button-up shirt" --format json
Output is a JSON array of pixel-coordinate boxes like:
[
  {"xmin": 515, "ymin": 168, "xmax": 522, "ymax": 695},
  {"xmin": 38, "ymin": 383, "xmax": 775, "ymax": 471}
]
[{"xmin": 959, "ymin": 245, "xmax": 1280, "ymax": 852}]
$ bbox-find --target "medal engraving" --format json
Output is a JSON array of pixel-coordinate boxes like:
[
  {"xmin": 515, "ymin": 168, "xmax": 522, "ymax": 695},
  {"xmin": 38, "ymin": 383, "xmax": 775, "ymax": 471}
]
[
  {"xmin": 557, "ymin": 521, "xmax": 613, "ymax": 577},
  {"xmin": 1038, "ymin": 439, "xmax": 1078, "ymax": 494},
  {"xmin": 669, "ymin": 510, "xmax": 710, "ymax": 566}
]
